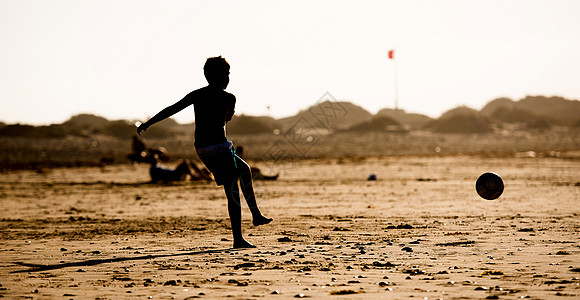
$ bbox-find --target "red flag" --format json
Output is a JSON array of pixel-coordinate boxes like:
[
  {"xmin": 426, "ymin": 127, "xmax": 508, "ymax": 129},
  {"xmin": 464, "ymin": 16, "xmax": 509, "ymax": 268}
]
[{"xmin": 388, "ymin": 50, "xmax": 394, "ymax": 59}]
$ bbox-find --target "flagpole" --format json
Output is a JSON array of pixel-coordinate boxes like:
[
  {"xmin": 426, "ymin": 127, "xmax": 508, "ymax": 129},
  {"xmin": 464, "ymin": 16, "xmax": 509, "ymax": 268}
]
[
  {"xmin": 388, "ymin": 49, "xmax": 398, "ymax": 111},
  {"xmin": 394, "ymin": 54, "xmax": 398, "ymax": 111}
]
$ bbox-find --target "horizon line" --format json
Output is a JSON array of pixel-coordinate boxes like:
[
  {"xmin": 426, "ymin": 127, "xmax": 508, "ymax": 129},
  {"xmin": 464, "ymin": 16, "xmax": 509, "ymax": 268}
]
[{"xmin": 1, "ymin": 94, "xmax": 576, "ymax": 126}]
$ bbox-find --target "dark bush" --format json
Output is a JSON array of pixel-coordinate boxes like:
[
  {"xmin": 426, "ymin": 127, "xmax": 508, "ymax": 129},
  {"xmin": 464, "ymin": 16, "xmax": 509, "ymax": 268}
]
[
  {"xmin": 228, "ymin": 115, "xmax": 276, "ymax": 135},
  {"xmin": 426, "ymin": 114, "xmax": 493, "ymax": 134},
  {"xmin": 347, "ymin": 115, "xmax": 403, "ymax": 132},
  {"xmin": 102, "ymin": 120, "xmax": 136, "ymax": 139},
  {"xmin": 0, "ymin": 124, "xmax": 83, "ymax": 138}
]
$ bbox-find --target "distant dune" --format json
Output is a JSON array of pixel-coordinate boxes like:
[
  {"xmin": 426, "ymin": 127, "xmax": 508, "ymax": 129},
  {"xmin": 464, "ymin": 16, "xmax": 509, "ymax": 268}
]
[
  {"xmin": 277, "ymin": 101, "xmax": 373, "ymax": 131},
  {"xmin": 481, "ymin": 95, "xmax": 580, "ymax": 126}
]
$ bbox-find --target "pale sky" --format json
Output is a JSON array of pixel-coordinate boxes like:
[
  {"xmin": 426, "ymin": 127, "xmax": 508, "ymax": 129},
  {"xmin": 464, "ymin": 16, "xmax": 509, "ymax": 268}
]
[{"xmin": 1, "ymin": 0, "xmax": 579, "ymax": 125}]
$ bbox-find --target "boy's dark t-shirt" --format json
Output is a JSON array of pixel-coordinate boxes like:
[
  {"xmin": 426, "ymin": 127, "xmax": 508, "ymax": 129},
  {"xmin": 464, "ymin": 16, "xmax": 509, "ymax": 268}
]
[{"xmin": 185, "ymin": 86, "xmax": 235, "ymax": 148}]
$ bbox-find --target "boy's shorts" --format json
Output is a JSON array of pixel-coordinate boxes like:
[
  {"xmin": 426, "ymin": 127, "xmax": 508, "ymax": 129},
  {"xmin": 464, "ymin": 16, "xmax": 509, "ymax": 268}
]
[{"xmin": 196, "ymin": 141, "xmax": 238, "ymax": 186}]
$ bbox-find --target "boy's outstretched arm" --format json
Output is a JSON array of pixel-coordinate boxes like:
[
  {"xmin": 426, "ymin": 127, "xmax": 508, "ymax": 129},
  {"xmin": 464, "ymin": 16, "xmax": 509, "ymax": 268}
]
[{"xmin": 137, "ymin": 97, "xmax": 192, "ymax": 135}]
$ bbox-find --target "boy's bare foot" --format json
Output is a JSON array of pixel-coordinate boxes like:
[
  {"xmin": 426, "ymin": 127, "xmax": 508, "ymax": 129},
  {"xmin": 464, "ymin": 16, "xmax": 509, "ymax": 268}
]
[
  {"xmin": 253, "ymin": 216, "xmax": 273, "ymax": 226},
  {"xmin": 233, "ymin": 239, "xmax": 256, "ymax": 249}
]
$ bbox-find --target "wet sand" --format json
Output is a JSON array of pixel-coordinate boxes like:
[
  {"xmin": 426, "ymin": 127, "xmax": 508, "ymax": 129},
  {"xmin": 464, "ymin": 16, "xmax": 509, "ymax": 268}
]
[{"xmin": 1, "ymin": 155, "xmax": 579, "ymax": 299}]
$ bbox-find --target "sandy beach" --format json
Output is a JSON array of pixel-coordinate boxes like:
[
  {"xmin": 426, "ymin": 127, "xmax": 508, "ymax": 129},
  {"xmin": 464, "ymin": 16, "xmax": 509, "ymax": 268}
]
[{"xmin": 1, "ymin": 154, "xmax": 579, "ymax": 299}]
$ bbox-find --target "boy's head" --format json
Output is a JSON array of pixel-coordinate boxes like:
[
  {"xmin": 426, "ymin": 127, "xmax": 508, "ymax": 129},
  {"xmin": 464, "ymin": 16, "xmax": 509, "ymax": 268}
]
[{"xmin": 204, "ymin": 56, "xmax": 230, "ymax": 89}]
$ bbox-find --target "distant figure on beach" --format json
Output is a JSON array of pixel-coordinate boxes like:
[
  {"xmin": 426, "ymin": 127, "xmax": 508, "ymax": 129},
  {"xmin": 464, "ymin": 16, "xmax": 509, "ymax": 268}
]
[
  {"xmin": 132, "ymin": 135, "xmax": 146, "ymax": 156},
  {"xmin": 128, "ymin": 135, "xmax": 170, "ymax": 164},
  {"xmin": 235, "ymin": 146, "xmax": 279, "ymax": 180},
  {"xmin": 128, "ymin": 135, "xmax": 147, "ymax": 163},
  {"xmin": 146, "ymin": 154, "xmax": 212, "ymax": 183},
  {"xmin": 137, "ymin": 56, "xmax": 272, "ymax": 248}
]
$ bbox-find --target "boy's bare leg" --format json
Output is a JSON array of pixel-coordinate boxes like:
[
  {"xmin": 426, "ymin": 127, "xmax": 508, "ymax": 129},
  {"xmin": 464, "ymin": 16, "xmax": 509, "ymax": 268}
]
[
  {"xmin": 239, "ymin": 170, "xmax": 273, "ymax": 226},
  {"xmin": 224, "ymin": 178, "xmax": 255, "ymax": 248}
]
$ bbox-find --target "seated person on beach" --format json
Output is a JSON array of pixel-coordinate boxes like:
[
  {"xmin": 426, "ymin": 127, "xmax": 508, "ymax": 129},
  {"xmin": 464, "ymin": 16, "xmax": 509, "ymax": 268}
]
[
  {"xmin": 147, "ymin": 155, "xmax": 212, "ymax": 183},
  {"xmin": 235, "ymin": 146, "xmax": 279, "ymax": 180}
]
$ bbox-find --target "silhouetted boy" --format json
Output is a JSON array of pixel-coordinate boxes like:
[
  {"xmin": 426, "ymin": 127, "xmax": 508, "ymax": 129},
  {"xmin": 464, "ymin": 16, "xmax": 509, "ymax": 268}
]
[{"xmin": 137, "ymin": 56, "xmax": 272, "ymax": 248}]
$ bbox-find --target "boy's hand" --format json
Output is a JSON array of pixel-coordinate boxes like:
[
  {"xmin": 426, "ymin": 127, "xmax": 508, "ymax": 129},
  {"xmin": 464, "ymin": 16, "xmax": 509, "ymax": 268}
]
[{"xmin": 136, "ymin": 122, "xmax": 148, "ymax": 135}]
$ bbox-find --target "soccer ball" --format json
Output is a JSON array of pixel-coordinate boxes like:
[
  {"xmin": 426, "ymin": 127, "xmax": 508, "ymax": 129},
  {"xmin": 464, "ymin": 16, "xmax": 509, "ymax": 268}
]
[{"xmin": 476, "ymin": 172, "xmax": 504, "ymax": 200}]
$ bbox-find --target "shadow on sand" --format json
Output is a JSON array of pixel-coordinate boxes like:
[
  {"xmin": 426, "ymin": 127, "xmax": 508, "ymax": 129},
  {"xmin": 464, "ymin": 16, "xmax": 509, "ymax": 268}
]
[{"xmin": 11, "ymin": 248, "xmax": 232, "ymax": 273}]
